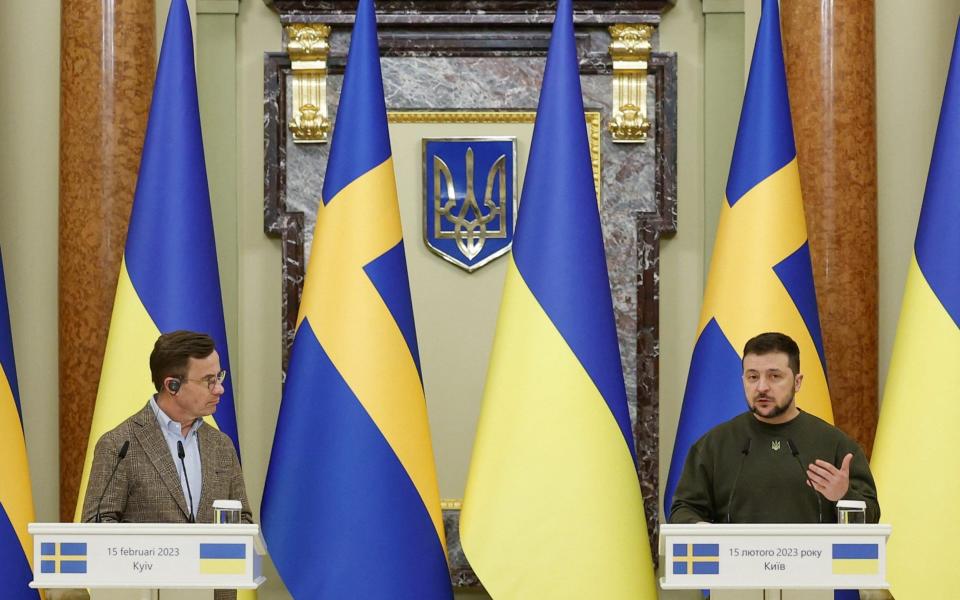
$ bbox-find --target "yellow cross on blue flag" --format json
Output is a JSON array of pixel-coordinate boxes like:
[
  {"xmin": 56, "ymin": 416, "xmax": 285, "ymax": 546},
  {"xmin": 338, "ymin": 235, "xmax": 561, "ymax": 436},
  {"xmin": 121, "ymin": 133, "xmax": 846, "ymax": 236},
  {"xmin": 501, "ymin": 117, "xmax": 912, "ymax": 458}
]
[
  {"xmin": 871, "ymin": 19, "xmax": 960, "ymax": 599},
  {"xmin": 665, "ymin": 0, "xmax": 833, "ymax": 517},
  {"xmin": 459, "ymin": 1, "xmax": 657, "ymax": 597},
  {"xmin": 672, "ymin": 543, "xmax": 720, "ymax": 575},
  {"xmin": 40, "ymin": 542, "xmax": 87, "ymax": 575},
  {"xmin": 0, "ymin": 249, "xmax": 41, "ymax": 598},
  {"xmin": 260, "ymin": 1, "xmax": 452, "ymax": 598}
]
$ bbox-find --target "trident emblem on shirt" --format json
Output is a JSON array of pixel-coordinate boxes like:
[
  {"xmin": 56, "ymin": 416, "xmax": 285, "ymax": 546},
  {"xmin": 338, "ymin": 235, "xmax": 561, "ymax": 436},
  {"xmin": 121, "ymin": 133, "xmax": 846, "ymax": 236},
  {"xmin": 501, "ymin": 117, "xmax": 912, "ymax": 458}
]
[{"xmin": 771, "ymin": 440, "xmax": 781, "ymax": 451}]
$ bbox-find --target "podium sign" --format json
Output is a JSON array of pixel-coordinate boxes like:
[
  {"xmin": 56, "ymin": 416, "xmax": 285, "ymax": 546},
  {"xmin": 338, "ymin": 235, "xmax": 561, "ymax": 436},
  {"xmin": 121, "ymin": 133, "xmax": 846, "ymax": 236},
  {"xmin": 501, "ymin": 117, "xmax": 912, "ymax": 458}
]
[
  {"xmin": 29, "ymin": 523, "xmax": 265, "ymax": 589},
  {"xmin": 660, "ymin": 524, "xmax": 890, "ymax": 590}
]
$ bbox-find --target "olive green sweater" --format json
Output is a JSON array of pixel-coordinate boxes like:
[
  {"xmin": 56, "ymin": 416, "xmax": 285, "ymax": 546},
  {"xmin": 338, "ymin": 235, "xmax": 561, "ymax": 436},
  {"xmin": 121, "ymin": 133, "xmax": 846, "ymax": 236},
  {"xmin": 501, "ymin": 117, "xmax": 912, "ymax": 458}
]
[{"xmin": 669, "ymin": 410, "xmax": 880, "ymax": 524}]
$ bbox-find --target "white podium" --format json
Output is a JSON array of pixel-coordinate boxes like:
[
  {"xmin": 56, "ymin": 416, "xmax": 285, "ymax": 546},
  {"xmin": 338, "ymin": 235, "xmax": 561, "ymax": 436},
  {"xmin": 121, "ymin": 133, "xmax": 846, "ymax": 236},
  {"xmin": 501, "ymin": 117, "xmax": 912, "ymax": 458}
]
[
  {"xmin": 660, "ymin": 524, "xmax": 890, "ymax": 598},
  {"xmin": 28, "ymin": 523, "xmax": 265, "ymax": 591}
]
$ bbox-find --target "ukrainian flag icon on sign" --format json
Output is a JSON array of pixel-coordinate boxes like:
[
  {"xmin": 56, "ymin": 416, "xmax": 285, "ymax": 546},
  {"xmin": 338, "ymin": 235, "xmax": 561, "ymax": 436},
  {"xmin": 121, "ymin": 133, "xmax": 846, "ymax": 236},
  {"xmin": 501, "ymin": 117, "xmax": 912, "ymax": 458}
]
[
  {"xmin": 199, "ymin": 542, "xmax": 246, "ymax": 575},
  {"xmin": 832, "ymin": 543, "xmax": 879, "ymax": 575},
  {"xmin": 672, "ymin": 543, "xmax": 720, "ymax": 575},
  {"xmin": 40, "ymin": 542, "xmax": 88, "ymax": 574}
]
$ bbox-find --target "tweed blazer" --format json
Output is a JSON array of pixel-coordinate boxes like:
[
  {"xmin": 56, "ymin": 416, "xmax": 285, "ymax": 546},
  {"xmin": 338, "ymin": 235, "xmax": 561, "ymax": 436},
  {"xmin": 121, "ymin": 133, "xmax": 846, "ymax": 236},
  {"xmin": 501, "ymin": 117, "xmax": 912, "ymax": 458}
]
[{"xmin": 81, "ymin": 401, "xmax": 253, "ymax": 525}]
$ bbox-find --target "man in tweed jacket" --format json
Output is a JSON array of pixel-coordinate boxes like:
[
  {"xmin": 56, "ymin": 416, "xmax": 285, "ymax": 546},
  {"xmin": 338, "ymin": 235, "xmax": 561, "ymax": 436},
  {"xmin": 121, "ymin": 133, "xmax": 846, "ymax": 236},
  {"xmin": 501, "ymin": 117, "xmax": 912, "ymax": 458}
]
[{"xmin": 82, "ymin": 331, "xmax": 252, "ymax": 599}]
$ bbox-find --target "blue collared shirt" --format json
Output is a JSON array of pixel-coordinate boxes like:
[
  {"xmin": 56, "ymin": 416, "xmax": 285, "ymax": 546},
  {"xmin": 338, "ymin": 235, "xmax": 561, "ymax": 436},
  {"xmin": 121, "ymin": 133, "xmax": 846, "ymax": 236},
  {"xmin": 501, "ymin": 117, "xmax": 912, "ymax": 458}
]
[{"xmin": 149, "ymin": 396, "xmax": 202, "ymax": 520}]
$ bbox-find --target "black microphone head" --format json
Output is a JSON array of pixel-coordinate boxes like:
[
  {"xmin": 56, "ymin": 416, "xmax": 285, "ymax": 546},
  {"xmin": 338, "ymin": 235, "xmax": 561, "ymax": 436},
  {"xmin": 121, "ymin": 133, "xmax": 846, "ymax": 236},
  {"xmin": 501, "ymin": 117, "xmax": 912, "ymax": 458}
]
[
  {"xmin": 786, "ymin": 438, "xmax": 800, "ymax": 457},
  {"xmin": 742, "ymin": 438, "xmax": 752, "ymax": 455},
  {"xmin": 118, "ymin": 440, "xmax": 130, "ymax": 459},
  {"xmin": 177, "ymin": 440, "xmax": 185, "ymax": 459}
]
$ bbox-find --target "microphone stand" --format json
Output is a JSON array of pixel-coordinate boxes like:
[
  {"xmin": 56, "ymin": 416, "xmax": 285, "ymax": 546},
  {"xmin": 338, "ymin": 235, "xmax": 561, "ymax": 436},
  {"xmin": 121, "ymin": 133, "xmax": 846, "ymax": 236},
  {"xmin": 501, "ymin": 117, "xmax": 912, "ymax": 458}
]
[
  {"xmin": 94, "ymin": 440, "xmax": 130, "ymax": 523},
  {"xmin": 787, "ymin": 438, "xmax": 823, "ymax": 523},
  {"xmin": 177, "ymin": 440, "xmax": 196, "ymax": 523}
]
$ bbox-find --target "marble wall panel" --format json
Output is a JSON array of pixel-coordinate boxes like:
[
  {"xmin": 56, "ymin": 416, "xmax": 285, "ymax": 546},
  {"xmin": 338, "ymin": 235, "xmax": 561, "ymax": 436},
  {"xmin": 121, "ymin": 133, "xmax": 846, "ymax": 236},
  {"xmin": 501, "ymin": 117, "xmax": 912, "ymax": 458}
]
[
  {"xmin": 263, "ymin": 8, "xmax": 676, "ymax": 581},
  {"xmin": 267, "ymin": 1, "xmax": 672, "ymax": 25}
]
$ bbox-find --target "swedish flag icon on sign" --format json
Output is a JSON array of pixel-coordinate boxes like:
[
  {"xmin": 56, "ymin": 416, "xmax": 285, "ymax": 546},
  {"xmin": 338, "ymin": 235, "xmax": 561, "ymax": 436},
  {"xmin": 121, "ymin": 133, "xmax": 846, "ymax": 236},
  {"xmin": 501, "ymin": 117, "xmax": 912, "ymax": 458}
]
[
  {"xmin": 40, "ymin": 542, "xmax": 87, "ymax": 574},
  {"xmin": 672, "ymin": 543, "xmax": 720, "ymax": 575}
]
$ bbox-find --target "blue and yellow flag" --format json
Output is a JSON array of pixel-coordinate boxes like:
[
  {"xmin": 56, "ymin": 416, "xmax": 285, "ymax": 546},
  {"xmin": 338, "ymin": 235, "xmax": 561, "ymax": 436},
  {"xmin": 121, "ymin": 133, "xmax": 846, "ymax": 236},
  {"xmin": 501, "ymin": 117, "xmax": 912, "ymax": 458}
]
[
  {"xmin": 458, "ymin": 1, "xmax": 657, "ymax": 597},
  {"xmin": 871, "ymin": 19, "xmax": 960, "ymax": 599},
  {"xmin": 830, "ymin": 543, "xmax": 878, "ymax": 576},
  {"xmin": 672, "ymin": 543, "xmax": 720, "ymax": 576},
  {"xmin": 665, "ymin": 0, "xmax": 833, "ymax": 516},
  {"xmin": 40, "ymin": 542, "xmax": 87, "ymax": 575},
  {"xmin": 0, "ymin": 250, "xmax": 40, "ymax": 598},
  {"xmin": 75, "ymin": 0, "xmax": 240, "ymax": 519},
  {"xmin": 260, "ymin": 2, "xmax": 451, "ymax": 598},
  {"xmin": 198, "ymin": 543, "xmax": 246, "ymax": 575}
]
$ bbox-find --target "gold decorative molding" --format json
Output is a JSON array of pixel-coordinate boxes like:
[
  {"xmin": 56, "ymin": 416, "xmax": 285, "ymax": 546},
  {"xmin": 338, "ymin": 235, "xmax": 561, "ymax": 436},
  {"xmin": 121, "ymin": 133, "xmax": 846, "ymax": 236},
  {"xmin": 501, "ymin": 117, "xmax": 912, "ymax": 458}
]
[
  {"xmin": 389, "ymin": 110, "xmax": 603, "ymax": 203},
  {"xmin": 286, "ymin": 23, "xmax": 331, "ymax": 143},
  {"xmin": 388, "ymin": 111, "xmax": 539, "ymax": 124},
  {"xmin": 608, "ymin": 24, "xmax": 653, "ymax": 143}
]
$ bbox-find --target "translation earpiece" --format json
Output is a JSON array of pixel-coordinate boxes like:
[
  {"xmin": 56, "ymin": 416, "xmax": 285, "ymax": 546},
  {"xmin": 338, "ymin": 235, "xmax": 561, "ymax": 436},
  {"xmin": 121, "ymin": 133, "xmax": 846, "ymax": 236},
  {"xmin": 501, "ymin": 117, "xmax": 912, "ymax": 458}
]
[{"xmin": 166, "ymin": 378, "xmax": 181, "ymax": 394}]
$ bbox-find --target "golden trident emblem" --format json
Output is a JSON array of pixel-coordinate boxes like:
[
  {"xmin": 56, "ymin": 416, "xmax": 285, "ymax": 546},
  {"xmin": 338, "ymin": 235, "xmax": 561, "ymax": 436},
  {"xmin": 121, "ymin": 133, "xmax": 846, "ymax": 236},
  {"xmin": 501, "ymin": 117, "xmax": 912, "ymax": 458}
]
[{"xmin": 433, "ymin": 147, "xmax": 508, "ymax": 261}]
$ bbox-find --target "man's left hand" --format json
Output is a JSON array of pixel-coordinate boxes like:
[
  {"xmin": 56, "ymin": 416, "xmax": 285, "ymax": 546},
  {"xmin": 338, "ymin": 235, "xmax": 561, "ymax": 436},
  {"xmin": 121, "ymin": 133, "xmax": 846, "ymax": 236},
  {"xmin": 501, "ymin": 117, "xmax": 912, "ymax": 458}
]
[{"xmin": 806, "ymin": 453, "xmax": 853, "ymax": 502}]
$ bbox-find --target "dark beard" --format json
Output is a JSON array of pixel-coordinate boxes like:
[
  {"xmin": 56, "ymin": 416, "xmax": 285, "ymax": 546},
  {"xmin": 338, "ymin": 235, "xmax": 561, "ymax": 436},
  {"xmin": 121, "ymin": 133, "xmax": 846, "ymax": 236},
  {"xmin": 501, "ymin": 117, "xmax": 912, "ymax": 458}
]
[{"xmin": 750, "ymin": 393, "xmax": 795, "ymax": 419}]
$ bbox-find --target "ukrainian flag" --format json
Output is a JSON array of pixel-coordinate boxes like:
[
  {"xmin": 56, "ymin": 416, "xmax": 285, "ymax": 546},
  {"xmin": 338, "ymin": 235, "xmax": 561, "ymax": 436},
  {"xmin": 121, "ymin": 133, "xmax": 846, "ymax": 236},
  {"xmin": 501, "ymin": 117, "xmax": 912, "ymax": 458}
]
[
  {"xmin": 830, "ymin": 543, "xmax": 878, "ymax": 576},
  {"xmin": 458, "ymin": 1, "xmax": 657, "ymax": 597},
  {"xmin": 871, "ymin": 19, "xmax": 960, "ymax": 599},
  {"xmin": 199, "ymin": 543, "xmax": 246, "ymax": 575},
  {"xmin": 0, "ymin": 249, "xmax": 40, "ymax": 598},
  {"xmin": 74, "ymin": 0, "xmax": 241, "ymax": 519},
  {"xmin": 260, "ymin": 1, "xmax": 451, "ymax": 598},
  {"xmin": 665, "ymin": 0, "xmax": 833, "ymax": 516}
]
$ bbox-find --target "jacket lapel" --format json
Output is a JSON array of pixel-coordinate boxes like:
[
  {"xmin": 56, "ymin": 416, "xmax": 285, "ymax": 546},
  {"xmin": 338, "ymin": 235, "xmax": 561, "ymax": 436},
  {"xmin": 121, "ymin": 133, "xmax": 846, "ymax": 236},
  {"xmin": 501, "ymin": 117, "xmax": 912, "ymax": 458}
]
[
  {"xmin": 196, "ymin": 423, "xmax": 217, "ymax": 522},
  {"xmin": 132, "ymin": 402, "xmax": 192, "ymax": 521}
]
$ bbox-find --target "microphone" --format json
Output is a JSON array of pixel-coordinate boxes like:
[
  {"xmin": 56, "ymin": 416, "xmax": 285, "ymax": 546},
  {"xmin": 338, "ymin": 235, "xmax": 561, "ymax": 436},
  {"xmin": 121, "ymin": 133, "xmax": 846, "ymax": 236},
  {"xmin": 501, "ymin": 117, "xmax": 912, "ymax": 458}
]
[
  {"xmin": 177, "ymin": 441, "xmax": 196, "ymax": 523},
  {"xmin": 787, "ymin": 438, "xmax": 822, "ymax": 524},
  {"xmin": 725, "ymin": 438, "xmax": 752, "ymax": 523},
  {"xmin": 94, "ymin": 440, "xmax": 129, "ymax": 523}
]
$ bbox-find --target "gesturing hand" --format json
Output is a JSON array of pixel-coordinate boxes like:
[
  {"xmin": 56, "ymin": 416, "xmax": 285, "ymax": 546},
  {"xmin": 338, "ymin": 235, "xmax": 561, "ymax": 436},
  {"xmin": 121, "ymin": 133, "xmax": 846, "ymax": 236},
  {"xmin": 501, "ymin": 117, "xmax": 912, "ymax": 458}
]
[{"xmin": 806, "ymin": 453, "xmax": 853, "ymax": 502}]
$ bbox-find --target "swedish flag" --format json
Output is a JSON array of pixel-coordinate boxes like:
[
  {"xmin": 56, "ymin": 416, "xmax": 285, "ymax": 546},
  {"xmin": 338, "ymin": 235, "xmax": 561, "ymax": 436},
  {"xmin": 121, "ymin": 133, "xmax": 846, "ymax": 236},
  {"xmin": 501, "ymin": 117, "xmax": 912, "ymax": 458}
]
[
  {"xmin": 0, "ymin": 249, "xmax": 40, "ymax": 598},
  {"xmin": 665, "ymin": 0, "xmax": 833, "ymax": 517},
  {"xmin": 260, "ymin": 1, "xmax": 451, "ymax": 598},
  {"xmin": 672, "ymin": 543, "xmax": 720, "ymax": 575},
  {"xmin": 40, "ymin": 542, "xmax": 87, "ymax": 575}
]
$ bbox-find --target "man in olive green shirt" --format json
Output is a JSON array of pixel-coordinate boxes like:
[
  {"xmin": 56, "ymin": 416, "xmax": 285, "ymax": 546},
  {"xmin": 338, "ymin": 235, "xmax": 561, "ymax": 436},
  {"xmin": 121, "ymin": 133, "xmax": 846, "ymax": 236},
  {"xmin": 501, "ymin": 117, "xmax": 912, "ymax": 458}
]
[{"xmin": 669, "ymin": 332, "xmax": 879, "ymax": 524}]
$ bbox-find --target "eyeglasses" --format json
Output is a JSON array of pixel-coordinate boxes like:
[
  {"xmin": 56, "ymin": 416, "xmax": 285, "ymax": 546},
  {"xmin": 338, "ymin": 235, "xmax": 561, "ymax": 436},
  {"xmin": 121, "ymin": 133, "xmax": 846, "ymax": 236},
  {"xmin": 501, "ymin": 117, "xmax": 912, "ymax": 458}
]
[{"xmin": 183, "ymin": 369, "xmax": 227, "ymax": 391}]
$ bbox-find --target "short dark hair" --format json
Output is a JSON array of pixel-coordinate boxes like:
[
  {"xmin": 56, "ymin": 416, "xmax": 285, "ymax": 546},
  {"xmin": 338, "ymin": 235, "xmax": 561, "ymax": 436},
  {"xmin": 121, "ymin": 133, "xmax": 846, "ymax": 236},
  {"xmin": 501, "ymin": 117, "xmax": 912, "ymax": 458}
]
[
  {"xmin": 742, "ymin": 332, "xmax": 800, "ymax": 374},
  {"xmin": 150, "ymin": 330, "xmax": 216, "ymax": 391}
]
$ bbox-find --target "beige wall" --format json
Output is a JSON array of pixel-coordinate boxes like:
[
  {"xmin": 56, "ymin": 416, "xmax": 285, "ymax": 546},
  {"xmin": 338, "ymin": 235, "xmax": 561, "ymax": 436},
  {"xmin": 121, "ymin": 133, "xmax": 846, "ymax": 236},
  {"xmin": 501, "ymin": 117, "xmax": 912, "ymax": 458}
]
[
  {"xmin": 2, "ymin": 0, "xmax": 958, "ymax": 597},
  {"xmin": 657, "ymin": 2, "xmax": 707, "ymax": 597},
  {"xmin": 658, "ymin": 0, "xmax": 707, "ymax": 508},
  {"xmin": 234, "ymin": 0, "xmax": 285, "ymax": 595},
  {"xmin": 0, "ymin": 0, "xmax": 61, "ymax": 523}
]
